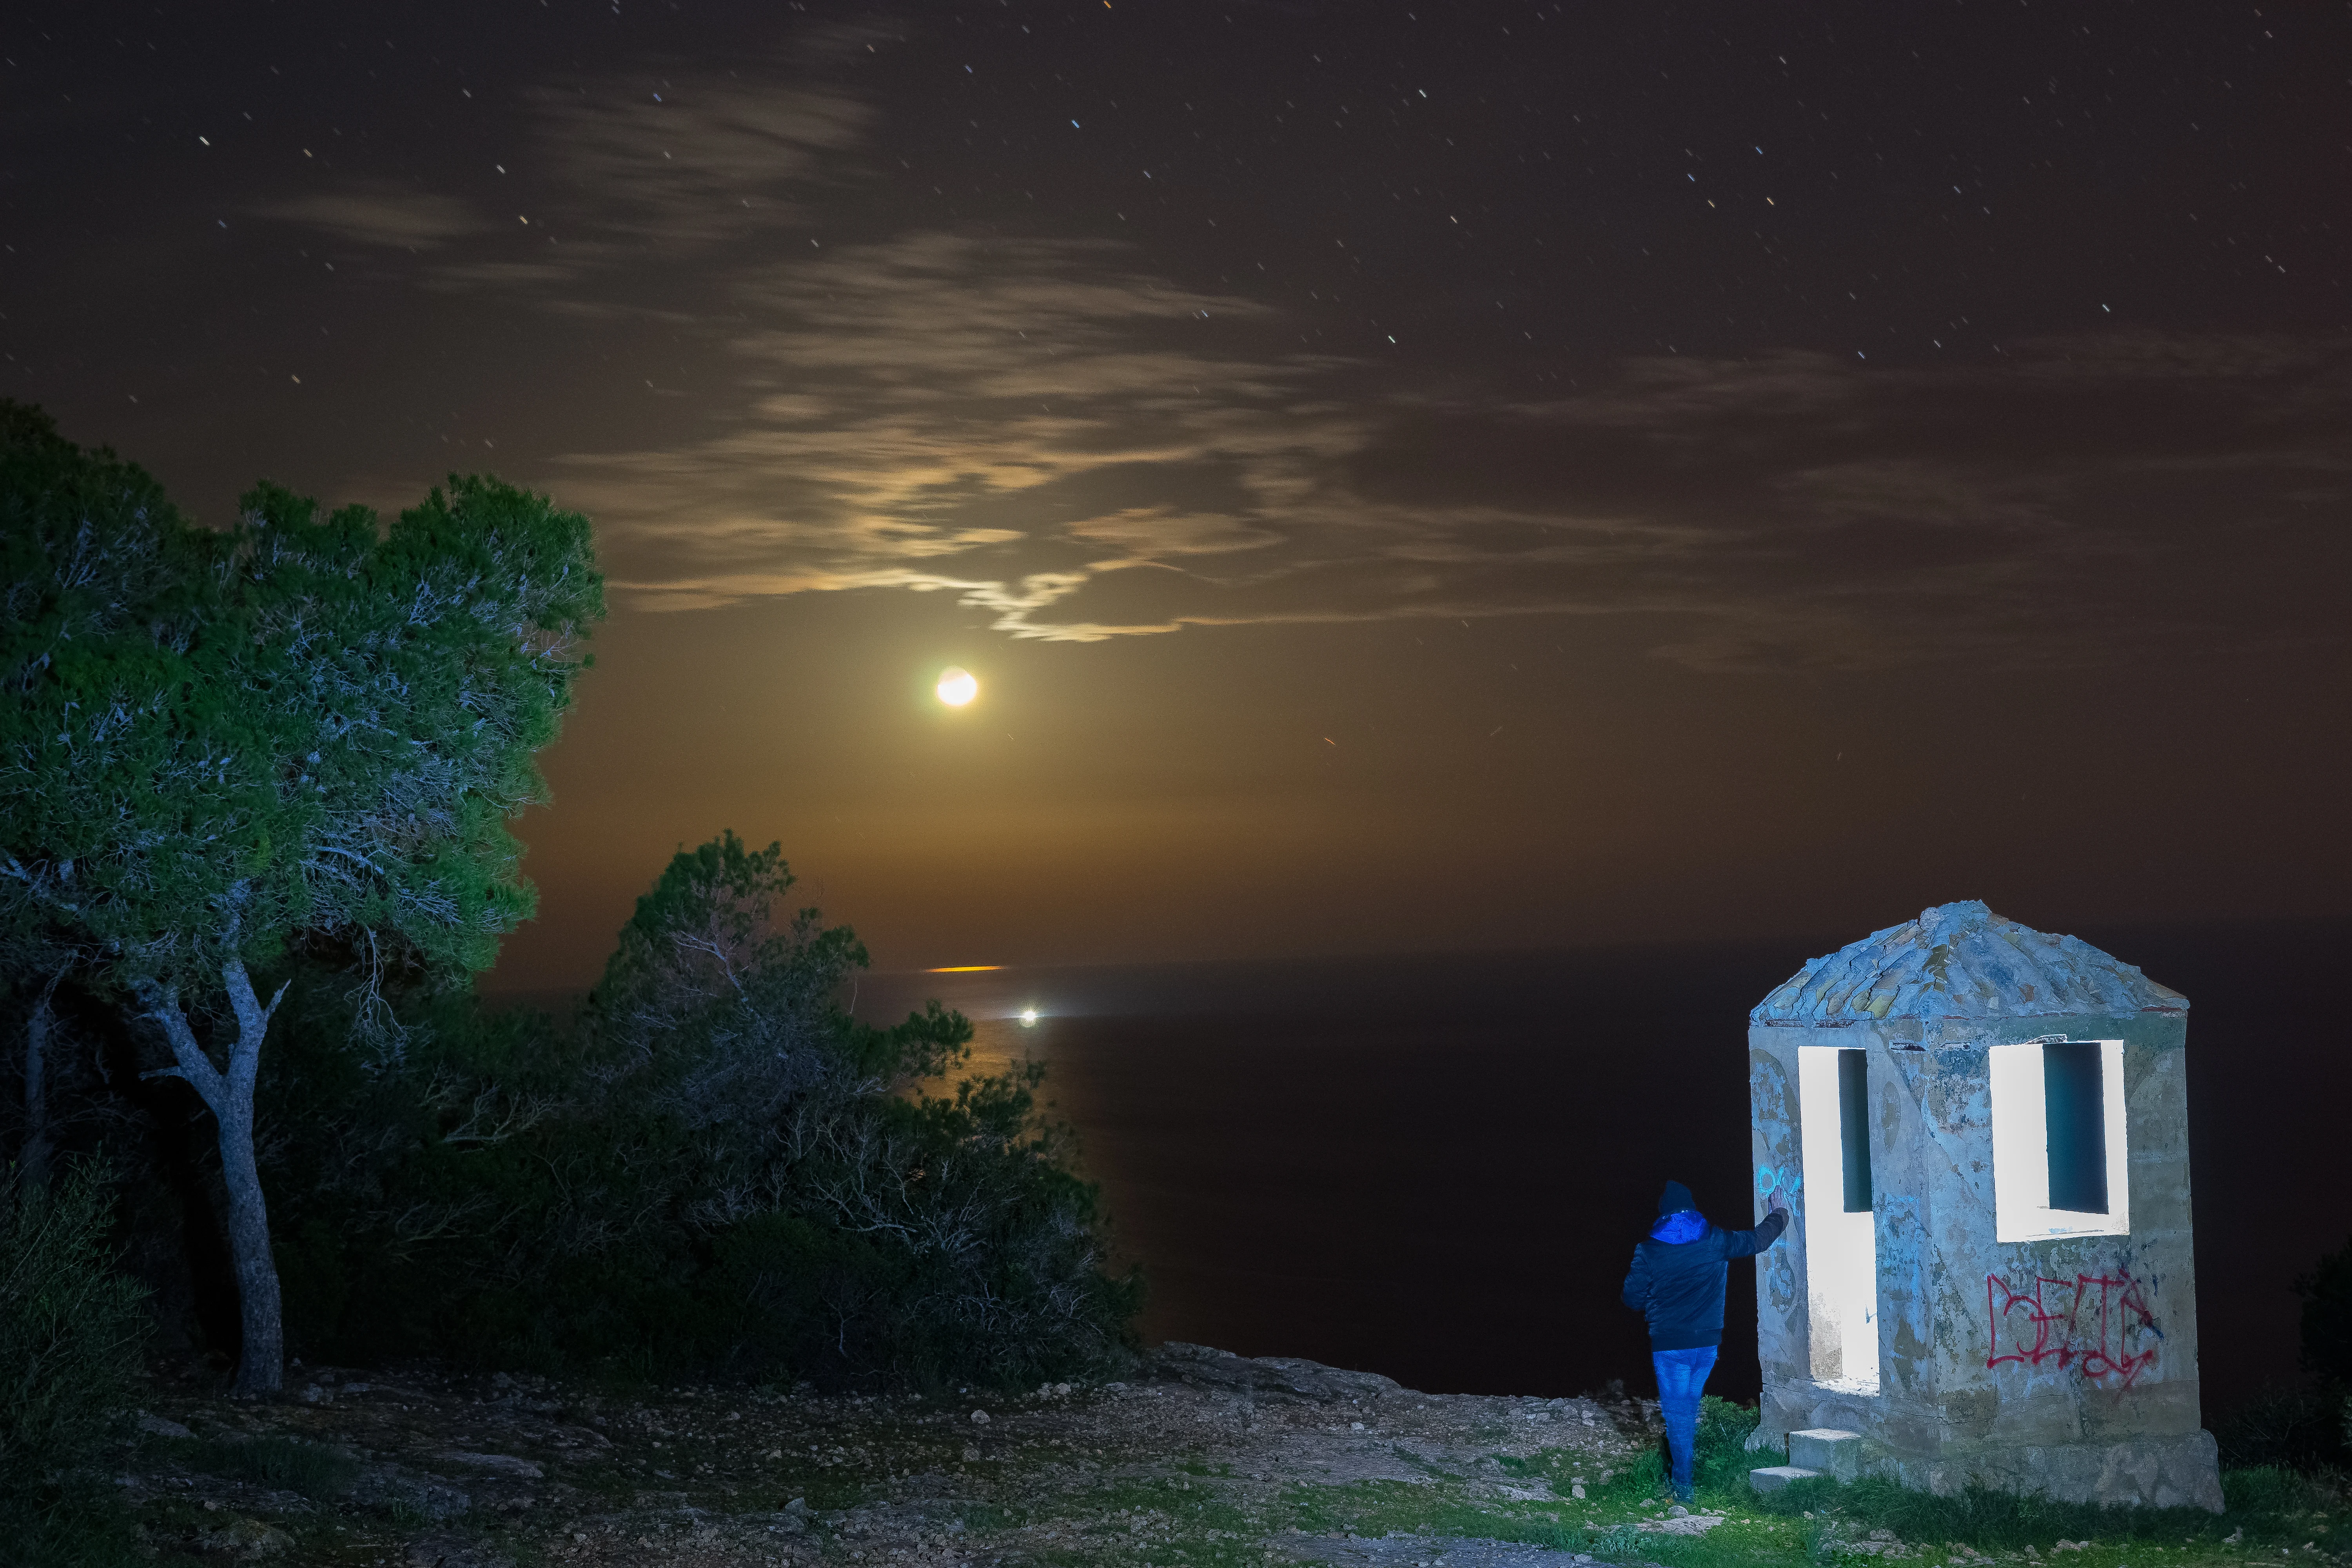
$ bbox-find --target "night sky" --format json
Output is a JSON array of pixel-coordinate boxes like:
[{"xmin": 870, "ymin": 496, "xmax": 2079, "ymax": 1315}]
[{"xmin": 10, "ymin": 1, "xmax": 2348, "ymax": 987}]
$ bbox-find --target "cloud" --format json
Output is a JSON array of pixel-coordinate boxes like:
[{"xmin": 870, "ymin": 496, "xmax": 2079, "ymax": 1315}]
[
  {"xmin": 527, "ymin": 76, "xmax": 872, "ymax": 244},
  {"xmin": 562, "ymin": 272, "xmax": 2349, "ymax": 672},
  {"xmin": 322, "ymin": 40, "xmax": 2334, "ymax": 675},
  {"xmin": 251, "ymin": 186, "xmax": 494, "ymax": 249},
  {"xmin": 560, "ymin": 228, "xmax": 1362, "ymax": 637}
]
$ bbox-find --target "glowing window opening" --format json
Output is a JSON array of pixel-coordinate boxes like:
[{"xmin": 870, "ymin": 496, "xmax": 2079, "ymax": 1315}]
[
  {"xmin": 1799, "ymin": 1045, "xmax": 1880, "ymax": 1394},
  {"xmin": 1991, "ymin": 1038, "xmax": 2130, "ymax": 1242}
]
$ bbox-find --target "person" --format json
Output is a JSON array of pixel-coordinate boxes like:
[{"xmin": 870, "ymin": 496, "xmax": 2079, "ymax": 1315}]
[{"xmin": 1620, "ymin": 1178, "xmax": 1790, "ymax": 1503}]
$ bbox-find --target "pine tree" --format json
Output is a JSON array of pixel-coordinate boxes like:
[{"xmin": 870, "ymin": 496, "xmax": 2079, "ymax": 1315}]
[{"xmin": 0, "ymin": 403, "xmax": 603, "ymax": 1392}]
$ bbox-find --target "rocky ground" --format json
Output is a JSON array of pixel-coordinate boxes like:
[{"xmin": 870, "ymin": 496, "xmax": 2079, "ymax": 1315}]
[
  {"xmin": 117, "ymin": 1343, "xmax": 1686, "ymax": 1567},
  {"xmin": 110, "ymin": 1345, "xmax": 2340, "ymax": 1568}
]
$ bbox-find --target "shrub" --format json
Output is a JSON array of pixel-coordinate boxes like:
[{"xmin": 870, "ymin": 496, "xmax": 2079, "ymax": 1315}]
[
  {"xmin": 0, "ymin": 1160, "xmax": 150, "ymax": 1563},
  {"xmin": 0, "ymin": 1161, "xmax": 149, "ymax": 1486},
  {"xmin": 255, "ymin": 833, "xmax": 1143, "ymax": 1389},
  {"xmin": 2214, "ymin": 1384, "xmax": 2347, "ymax": 1472},
  {"xmin": 2297, "ymin": 1232, "xmax": 2352, "ymax": 1386}
]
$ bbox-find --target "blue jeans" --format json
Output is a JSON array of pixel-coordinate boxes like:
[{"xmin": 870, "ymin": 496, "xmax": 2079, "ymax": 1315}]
[{"xmin": 1651, "ymin": 1346, "xmax": 1718, "ymax": 1494}]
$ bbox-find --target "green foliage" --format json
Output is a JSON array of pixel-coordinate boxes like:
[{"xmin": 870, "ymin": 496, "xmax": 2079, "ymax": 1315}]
[
  {"xmin": 1749, "ymin": 1469, "xmax": 2321, "ymax": 1552},
  {"xmin": 2296, "ymin": 1232, "xmax": 2352, "ymax": 1388},
  {"xmin": 0, "ymin": 407, "xmax": 604, "ymax": 991},
  {"xmin": 1691, "ymin": 1395, "xmax": 1764, "ymax": 1494},
  {"xmin": 0, "ymin": 1161, "xmax": 149, "ymax": 1490},
  {"xmin": 260, "ymin": 833, "xmax": 1142, "ymax": 1389},
  {"xmin": 2, "ymin": 399, "xmax": 604, "ymax": 1388},
  {"xmin": 177, "ymin": 1434, "xmax": 358, "ymax": 1501},
  {"xmin": 2214, "ymin": 1384, "xmax": 2348, "ymax": 1473},
  {"xmin": 0, "ymin": 1497, "xmax": 146, "ymax": 1568},
  {"xmin": 0, "ymin": 1160, "xmax": 150, "ymax": 1561},
  {"xmin": 1585, "ymin": 1395, "xmax": 1761, "ymax": 1502}
]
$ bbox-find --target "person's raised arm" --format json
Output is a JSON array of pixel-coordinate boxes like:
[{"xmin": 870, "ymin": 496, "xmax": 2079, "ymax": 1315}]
[{"xmin": 1722, "ymin": 1189, "xmax": 1792, "ymax": 1258}]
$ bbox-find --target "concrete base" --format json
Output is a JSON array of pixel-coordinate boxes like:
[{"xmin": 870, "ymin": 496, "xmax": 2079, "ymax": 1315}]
[
  {"xmin": 1878, "ymin": 1429, "xmax": 2223, "ymax": 1513},
  {"xmin": 1749, "ymin": 1465, "xmax": 1823, "ymax": 1494},
  {"xmin": 1788, "ymin": 1429, "xmax": 1864, "ymax": 1482}
]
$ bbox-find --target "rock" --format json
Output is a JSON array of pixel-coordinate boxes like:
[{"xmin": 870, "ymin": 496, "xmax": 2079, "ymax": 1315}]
[
  {"xmin": 202, "ymin": 1517, "xmax": 293, "ymax": 1560},
  {"xmin": 436, "ymin": 1450, "xmax": 544, "ymax": 1479},
  {"xmin": 137, "ymin": 1411, "xmax": 196, "ymax": 1439},
  {"xmin": 1151, "ymin": 1342, "xmax": 1408, "ymax": 1405},
  {"xmin": 1638, "ymin": 1514, "xmax": 1725, "ymax": 1537},
  {"xmin": 403, "ymin": 1532, "xmax": 510, "ymax": 1568},
  {"xmin": 351, "ymin": 1463, "xmax": 472, "ymax": 1521},
  {"xmin": 970, "ymin": 1410, "xmax": 990, "ymax": 1424}
]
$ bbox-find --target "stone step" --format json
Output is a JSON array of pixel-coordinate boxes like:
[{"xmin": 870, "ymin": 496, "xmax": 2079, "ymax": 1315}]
[
  {"xmin": 1788, "ymin": 1427, "xmax": 1865, "ymax": 1481},
  {"xmin": 1749, "ymin": 1465, "xmax": 1823, "ymax": 1494}
]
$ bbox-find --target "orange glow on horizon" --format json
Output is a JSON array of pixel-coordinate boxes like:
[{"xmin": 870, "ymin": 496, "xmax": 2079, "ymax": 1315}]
[{"xmin": 924, "ymin": 964, "xmax": 1004, "ymax": 973}]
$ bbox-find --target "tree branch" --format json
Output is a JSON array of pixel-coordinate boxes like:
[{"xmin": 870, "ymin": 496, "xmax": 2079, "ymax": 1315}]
[{"xmin": 137, "ymin": 985, "xmax": 228, "ymax": 1116}]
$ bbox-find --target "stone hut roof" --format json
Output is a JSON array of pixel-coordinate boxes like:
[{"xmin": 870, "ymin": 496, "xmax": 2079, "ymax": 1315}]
[{"xmin": 1752, "ymin": 899, "xmax": 2188, "ymax": 1024}]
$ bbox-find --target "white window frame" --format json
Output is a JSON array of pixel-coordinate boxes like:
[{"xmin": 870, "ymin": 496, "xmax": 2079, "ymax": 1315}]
[
  {"xmin": 1798, "ymin": 1044, "xmax": 1879, "ymax": 1394},
  {"xmin": 1989, "ymin": 1038, "xmax": 2131, "ymax": 1243}
]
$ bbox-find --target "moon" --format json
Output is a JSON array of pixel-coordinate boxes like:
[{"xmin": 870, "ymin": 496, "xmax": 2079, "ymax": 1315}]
[{"xmin": 936, "ymin": 666, "xmax": 978, "ymax": 706}]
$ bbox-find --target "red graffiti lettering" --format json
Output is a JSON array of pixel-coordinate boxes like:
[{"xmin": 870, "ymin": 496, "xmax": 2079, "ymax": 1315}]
[{"xmin": 1985, "ymin": 1269, "xmax": 2161, "ymax": 1388}]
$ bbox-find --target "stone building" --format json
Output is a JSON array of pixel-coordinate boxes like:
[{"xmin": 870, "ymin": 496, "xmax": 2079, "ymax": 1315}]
[{"xmin": 1746, "ymin": 900, "xmax": 2223, "ymax": 1510}]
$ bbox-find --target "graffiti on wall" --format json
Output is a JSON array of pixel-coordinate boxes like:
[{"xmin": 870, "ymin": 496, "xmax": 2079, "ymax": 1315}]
[{"xmin": 1986, "ymin": 1268, "xmax": 2162, "ymax": 1387}]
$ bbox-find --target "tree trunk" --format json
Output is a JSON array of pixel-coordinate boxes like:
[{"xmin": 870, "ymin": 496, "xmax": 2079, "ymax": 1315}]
[
  {"xmin": 20, "ymin": 965, "xmax": 63, "ymax": 1194},
  {"xmin": 144, "ymin": 958, "xmax": 287, "ymax": 1395},
  {"xmin": 211, "ymin": 1093, "xmax": 282, "ymax": 1396}
]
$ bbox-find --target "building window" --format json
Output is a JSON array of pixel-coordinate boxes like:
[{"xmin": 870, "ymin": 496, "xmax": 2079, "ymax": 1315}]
[
  {"xmin": 1990, "ymin": 1038, "xmax": 2130, "ymax": 1242},
  {"xmin": 1840, "ymin": 1047, "xmax": 1873, "ymax": 1213},
  {"xmin": 1800, "ymin": 1045, "xmax": 1878, "ymax": 1393}
]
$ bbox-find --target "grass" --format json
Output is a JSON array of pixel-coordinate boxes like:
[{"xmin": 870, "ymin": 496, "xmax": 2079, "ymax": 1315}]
[
  {"xmin": 120, "ymin": 1377, "xmax": 2348, "ymax": 1568},
  {"xmin": 0, "ymin": 1483, "xmax": 154, "ymax": 1568},
  {"xmin": 1165, "ymin": 1399, "xmax": 2349, "ymax": 1568},
  {"xmin": 174, "ymin": 1434, "xmax": 360, "ymax": 1502}
]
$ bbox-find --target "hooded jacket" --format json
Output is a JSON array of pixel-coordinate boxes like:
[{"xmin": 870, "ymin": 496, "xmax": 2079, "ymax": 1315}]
[{"xmin": 1620, "ymin": 1181, "xmax": 1789, "ymax": 1351}]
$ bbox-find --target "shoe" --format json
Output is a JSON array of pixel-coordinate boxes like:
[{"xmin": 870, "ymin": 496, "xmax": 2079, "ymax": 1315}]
[{"xmin": 1672, "ymin": 1485, "xmax": 1694, "ymax": 1506}]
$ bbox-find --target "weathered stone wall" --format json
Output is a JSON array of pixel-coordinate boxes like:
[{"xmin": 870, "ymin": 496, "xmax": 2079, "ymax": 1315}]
[
  {"xmin": 1748, "ymin": 1031, "xmax": 1809, "ymax": 1438},
  {"xmin": 1748, "ymin": 1011, "xmax": 2218, "ymax": 1509}
]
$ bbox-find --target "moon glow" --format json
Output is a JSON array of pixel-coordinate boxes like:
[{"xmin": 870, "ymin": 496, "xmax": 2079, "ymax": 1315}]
[{"xmin": 936, "ymin": 666, "xmax": 978, "ymax": 706}]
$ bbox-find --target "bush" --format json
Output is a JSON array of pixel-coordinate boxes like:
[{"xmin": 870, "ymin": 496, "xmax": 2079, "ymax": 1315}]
[
  {"xmin": 0, "ymin": 1160, "xmax": 150, "ymax": 1563},
  {"xmin": 254, "ymin": 833, "xmax": 1142, "ymax": 1389},
  {"xmin": 2297, "ymin": 1233, "xmax": 2352, "ymax": 1386},
  {"xmin": 2214, "ymin": 1384, "xmax": 2347, "ymax": 1472},
  {"xmin": 0, "ymin": 1161, "xmax": 149, "ymax": 1485}
]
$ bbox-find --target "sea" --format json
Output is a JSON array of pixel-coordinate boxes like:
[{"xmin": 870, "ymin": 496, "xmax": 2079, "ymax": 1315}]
[{"xmin": 837, "ymin": 918, "xmax": 2351, "ymax": 1417}]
